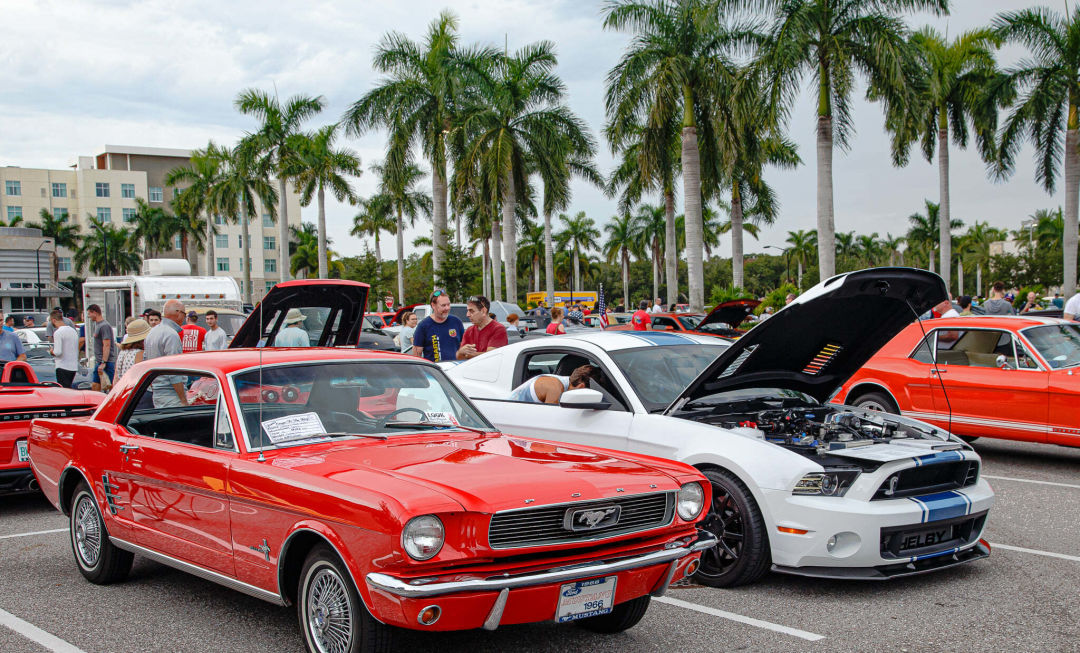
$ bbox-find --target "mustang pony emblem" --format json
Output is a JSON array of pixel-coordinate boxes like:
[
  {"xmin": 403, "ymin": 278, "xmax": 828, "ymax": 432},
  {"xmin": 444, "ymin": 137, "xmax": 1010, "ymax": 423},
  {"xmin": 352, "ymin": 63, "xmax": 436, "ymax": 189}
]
[{"xmin": 564, "ymin": 505, "xmax": 622, "ymax": 531}]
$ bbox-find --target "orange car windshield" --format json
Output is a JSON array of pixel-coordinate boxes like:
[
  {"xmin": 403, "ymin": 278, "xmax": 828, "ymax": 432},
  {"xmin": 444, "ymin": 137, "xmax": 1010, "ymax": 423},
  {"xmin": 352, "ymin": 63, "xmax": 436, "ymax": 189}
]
[{"xmin": 1023, "ymin": 324, "xmax": 1080, "ymax": 369}]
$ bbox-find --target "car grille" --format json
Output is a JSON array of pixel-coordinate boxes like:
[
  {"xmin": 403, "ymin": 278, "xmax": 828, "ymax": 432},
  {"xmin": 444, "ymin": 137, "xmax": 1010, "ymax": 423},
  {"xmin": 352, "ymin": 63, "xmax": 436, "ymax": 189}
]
[
  {"xmin": 872, "ymin": 460, "xmax": 979, "ymax": 500},
  {"xmin": 880, "ymin": 511, "xmax": 988, "ymax": 559},
  {"xmin": 487, "ymin": 491, "xmax": 675, "ymax": 550}
]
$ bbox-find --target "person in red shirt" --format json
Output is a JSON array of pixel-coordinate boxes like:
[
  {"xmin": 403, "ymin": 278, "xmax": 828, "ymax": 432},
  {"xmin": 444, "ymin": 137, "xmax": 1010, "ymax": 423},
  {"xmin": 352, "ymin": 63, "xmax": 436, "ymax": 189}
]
[
  {"xmin": 631, "ymin": 300, "xmax": 652, "ymax": 331},
  {"xmin": 180, "ymin": 310, "xmax": 207, "ymax": 352},
  {"xmin": 458, "ymin": 295, "xmax": 509, "ymax": 359}
]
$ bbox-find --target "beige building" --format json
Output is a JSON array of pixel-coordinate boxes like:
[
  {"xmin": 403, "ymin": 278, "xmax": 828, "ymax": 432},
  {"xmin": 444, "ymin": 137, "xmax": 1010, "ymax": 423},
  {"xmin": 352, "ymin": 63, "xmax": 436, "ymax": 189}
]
[{"xmin": 0, "ymin": 144, "xmax": 304, "ymax": 304}]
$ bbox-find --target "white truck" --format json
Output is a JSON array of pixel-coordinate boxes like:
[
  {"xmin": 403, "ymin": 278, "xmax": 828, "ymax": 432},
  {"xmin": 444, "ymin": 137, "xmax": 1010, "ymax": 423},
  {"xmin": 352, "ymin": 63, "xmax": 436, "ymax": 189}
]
[{"xmin": 82, "ymin": 259, "xmax": 242, "ymax": 349}]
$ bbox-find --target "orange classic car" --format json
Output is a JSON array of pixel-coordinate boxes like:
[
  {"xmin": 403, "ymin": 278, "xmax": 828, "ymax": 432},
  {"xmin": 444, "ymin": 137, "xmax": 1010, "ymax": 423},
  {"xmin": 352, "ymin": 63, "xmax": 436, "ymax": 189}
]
[{"xmin": 834, "ymin": 315, "xmax": 1080, "ymax": 447}]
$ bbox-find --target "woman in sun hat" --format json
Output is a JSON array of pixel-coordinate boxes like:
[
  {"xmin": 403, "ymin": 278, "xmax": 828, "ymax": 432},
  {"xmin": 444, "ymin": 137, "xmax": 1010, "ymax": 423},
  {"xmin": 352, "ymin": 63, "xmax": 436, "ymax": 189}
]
[
  {"xmin": 273, "ymin": 308, "xmax": 311, "ymax": 347},
  {"xmin": 114, "ymin": 318, "xmax": 150, "ymax": 387}
]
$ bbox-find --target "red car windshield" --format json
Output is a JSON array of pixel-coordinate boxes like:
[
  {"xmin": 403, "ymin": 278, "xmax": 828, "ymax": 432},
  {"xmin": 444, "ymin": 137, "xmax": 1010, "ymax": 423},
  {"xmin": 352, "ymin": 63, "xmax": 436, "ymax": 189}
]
[{"xmin": 1024, "ymin": 324, "xmax": 1080, "ymax": 369}]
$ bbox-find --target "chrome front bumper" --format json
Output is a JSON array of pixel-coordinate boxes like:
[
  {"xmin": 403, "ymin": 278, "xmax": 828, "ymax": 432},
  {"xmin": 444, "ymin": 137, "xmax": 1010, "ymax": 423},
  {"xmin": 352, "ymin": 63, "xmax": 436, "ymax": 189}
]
[{"xmin": 366, "ymin": 529, "xmax": 717, "ymax": 599}]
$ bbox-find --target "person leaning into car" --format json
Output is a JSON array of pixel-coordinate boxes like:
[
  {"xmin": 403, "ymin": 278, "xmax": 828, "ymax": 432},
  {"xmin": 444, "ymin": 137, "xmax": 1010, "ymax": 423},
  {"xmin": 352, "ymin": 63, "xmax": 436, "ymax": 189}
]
[
  {"xmin": 508, "ymin": 365, "xmax": 600, "ymax": 404},
  {"xmin": 144, "ymin": 299, "xmax": 188, "ymax": 407},
  {"xmin": 458, "ymin": 295, "xmax": 508, "ymax": 360}
]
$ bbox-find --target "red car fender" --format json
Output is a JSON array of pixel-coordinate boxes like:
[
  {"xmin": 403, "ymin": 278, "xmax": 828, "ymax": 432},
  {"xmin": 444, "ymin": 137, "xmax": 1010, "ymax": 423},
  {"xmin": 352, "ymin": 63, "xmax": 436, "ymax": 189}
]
[{"xmin": 276, "ymin": 520, "xmax": 390, "ymax": 612}]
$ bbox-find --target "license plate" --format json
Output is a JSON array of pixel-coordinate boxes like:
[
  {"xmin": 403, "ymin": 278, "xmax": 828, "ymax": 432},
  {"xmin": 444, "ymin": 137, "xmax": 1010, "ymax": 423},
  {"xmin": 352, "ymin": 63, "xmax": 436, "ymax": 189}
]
[
  {"xmin": 16, "ymin": 439, "xmax": 29, "ymax": 462},
  {"xmin": 898, "ymin": 525, "xmax": 954, "ymax": 551},
  {"xmin": 555, "ymin": 575, "xmax": 616, "ymax": 623}
]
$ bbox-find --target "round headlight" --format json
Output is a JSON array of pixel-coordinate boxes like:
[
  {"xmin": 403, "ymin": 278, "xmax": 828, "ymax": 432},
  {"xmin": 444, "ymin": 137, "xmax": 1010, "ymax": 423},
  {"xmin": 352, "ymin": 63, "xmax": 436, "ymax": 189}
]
[
  {"xmin": 402, "ymin": 515, "xmax": 445, "ymax": 561},
  {"xmin": 677, "ymin": 482, "xmax": 705, "ymax": 521}
]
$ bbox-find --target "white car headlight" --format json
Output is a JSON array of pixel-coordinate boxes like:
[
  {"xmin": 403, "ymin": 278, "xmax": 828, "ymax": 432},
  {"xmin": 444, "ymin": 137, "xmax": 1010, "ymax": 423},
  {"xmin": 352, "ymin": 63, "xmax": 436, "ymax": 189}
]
[
  {"xmin": 677, "ymin": 482, "xmax": 705, "ymax": 520},
  {"xmin": 402, "ymin": 515, "xmax": 445, "ymax": 560},
  {"xmin": 793, "ymin": 470, "xmax": 860, "ymax": 497}
]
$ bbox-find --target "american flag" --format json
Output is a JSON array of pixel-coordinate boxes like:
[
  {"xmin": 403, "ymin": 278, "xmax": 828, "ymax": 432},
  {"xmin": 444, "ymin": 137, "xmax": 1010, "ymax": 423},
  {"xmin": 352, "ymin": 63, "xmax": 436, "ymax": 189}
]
[{"xmin": 597, "ymin": 284, "xmax": 609, "ymax": 328}]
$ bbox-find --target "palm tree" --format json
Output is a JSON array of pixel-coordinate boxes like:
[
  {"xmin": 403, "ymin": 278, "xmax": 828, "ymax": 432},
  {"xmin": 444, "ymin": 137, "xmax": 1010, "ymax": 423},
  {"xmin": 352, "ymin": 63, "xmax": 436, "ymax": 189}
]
[
  {"xmin": 129, "ymin": 198, "xmax": 172, "ymax": 259},
  {"xmin": 517, "ymin": 222, "xmax": 547, "ymax": 293},
  {"xmin": 887, "ymin": 27, "xmax": 1003, "ymax": 293},
  {"xmin": 28, "ymin": 208, "xmax": 81, "ymax": 282},
  {"xmin": 907, "ymin": 200, "xmax": 962, "ymax": 273},
  {"xmin": 856, "ymin": 233, "xmax": 883, "ymax": 267},
  {"xmin": 633, "ymin": 202, "xmax": 666, "ymax": 300},
  {"xmin": 959, "ymin": 220, "xmax": 1007, "ymax": 295},
  {"xmin": 235, "ymin": 88, "xmax": 326, "ymax": 284},
  {"xmin": 350, "ymin": 196, "xmax": 396, "ymax": 265},
  {"xmin": 995, "ymin": 7, "xmax": 1080, "ymax": 297},
  {"xmin": 167, "ymin": 142, "xmax": 227, "ymax": 275},
  {"xmin": 211, "ymin": 144, "xmax": 279, "ymax": 305},
  {"xmin": 766, "ymin": 0, "xmax": 946, "ymax": 280},
  {"xmin": 344, "ymin": 11, "xmax": 495, "ymax": 279},
  {"xmin": 290, "ymin": 222, "xmax": 321, "ymax": 278},
  {"xmin": 168, "ymin": 195, "xmax": 207, "ymax": 267},
  {"xmin": 603, "ymin": 213, "xmax": 638, "ymax": 308},
  {"xmin": 835, "ymin": 231, "xmax": 859, "ymax": 271},
  {"xmin": 289, "ymin": 123, "xmax": 362, "ymax": 278},
  {"xmin": 75, "ymin": 217, "xmax": 141, "ymax": 276},
  {"xmin": 1, "ymin": 214, "xmax": 24, "ymax": 227},
  {"xmin": 537, "ymin": 143, "xmax": 602, "ymax": 308},
  {"xmin": 372, "ymin": 157, "xmax": 431, "ymax": 306},
  {"xmin": 880, "ymin": 233, "xmax": 904, "ymax": 266},
  {"xmin": 785, "ymin": 229, "xmax": 816, "ymax": 289},
  {"xmin": 556, "ymin": 211, "xmax": 600, "ymax": 293}
]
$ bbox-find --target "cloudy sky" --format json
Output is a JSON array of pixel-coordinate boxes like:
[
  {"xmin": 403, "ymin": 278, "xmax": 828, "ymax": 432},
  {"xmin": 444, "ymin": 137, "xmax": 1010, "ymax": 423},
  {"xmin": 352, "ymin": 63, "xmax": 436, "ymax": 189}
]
[{"xmin": 0, "ymin": 0, "xmax": 1056, "ymax": 262}]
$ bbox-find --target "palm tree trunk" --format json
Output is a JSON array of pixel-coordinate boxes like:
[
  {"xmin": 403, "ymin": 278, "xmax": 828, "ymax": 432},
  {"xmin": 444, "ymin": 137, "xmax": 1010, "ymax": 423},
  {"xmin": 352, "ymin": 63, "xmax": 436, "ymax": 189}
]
[
  {"xmin": 544, "ymin": 208, "xmax": 555, "ymax": 308},
  {"xmin": 681, "ymin": 90, "xmax": 704, "ymax": 311},
  {"xmin": 664, "ymin": 186, "xmax": 677, "ymax": 307},
  {"xmin": 651, "ymin": 240, "xmax": 660, "ymax": 301},
  {"xmin": 938, "ymin": 123, "xmax": 951, "ymax": 294},
  {"xmin": 317, "ymin": 185, "xmax": 328, "ymax": 279},
  {"xmin": 396, "ymin": 208, "xmax": 406, "ymax": 307},
  {"xmin": 502, "ymin": 174, "xmax": 517, "ymax": 305},
  {"xmin": 573, "ymin": 246, "xmax": 580, "ymax": 293},
  {"xmin": 1064, "ymin": 126, "xmax": 1079, "ymax": 298},
  {"xmin": 976, "ymin": 264, "xmax": 982, "ymax": 296},
  {"xmin": 534, "ymin": 256, "xmax": 540, "ymax": 292},
  {"xmin": 241, "ymin": 208, "xmax": 252, "ymax": 305},
  {"xmin": 491, "ymin": 218, "xmax": 502, "ymax": 301},
  {"xmin": 278, "ymin": 177, "xmax": 290, "ymax": 283},
  {"xmin": 816, "ymin": 110, "xmax": 836, "ymax": 280},
  {"xmin": 621, "ymin": 250, "xmax": 629, "ymax": 309},
  {"xmin": 374, "ymin": 232, "xmax": 381, "ymax": 265},
  {"xmin": 797, "ymin": 259, "xmax": 803, "ymax": 290},
  {"xmin": 731, "ymin": 185, "xmax": 745, "ymax": 290},
  {"xmin": 482, "ymin": 238, "xmax": 491, "ymax": 298},
  {"xmin": 206, "ymin": 215, "xmax": 216, "ymax": 277},
  {"xmin": 432, "ymin": 163, "xmax": 448, "ymax": 279},
  {"xmin": 957, "ymin": 259, "xmax": 964, "ymax": 296}
]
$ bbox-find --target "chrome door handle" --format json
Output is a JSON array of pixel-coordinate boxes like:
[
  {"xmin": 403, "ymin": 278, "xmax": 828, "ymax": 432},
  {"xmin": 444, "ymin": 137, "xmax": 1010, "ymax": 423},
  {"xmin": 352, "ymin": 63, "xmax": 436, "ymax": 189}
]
[
  {"xmin": 930, "ymin": 369, "xmax": 947, "ymax": 375},
  {"xmin": 119, "ymin": 444, "xmax": 140, "ymax": 454}
]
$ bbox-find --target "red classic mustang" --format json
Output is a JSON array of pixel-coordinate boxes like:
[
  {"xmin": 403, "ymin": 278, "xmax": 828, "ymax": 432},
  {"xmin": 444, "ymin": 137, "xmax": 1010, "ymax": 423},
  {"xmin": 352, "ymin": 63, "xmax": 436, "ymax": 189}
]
[
  {"xmin": 28, "ymin": 347, "xmax": 714, "ymax": 652},
  {"xmin": 834, "ymin": 316, "xmax": 1080, "ymax": 447},
  {"xmin": 0, "ymin": 361, "xmax": 102, "ymax": 494}
]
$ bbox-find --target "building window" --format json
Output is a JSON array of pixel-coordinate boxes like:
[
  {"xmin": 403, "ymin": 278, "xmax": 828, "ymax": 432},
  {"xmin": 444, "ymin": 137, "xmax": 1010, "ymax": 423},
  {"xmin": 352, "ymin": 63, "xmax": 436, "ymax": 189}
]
[
  {"xmin": 174, "ymin": 235, "xmax": 182, "ymax": 249},
  {"xmin": 51, "ymin": 182, "xmax": 67, "ymax": 198},
  {"xmin": 264, "ymin": 258, "xmax": 277, "ymax": 273},
  {"xmin": 266, "ymin": 281, "xmax": 275, "ymax": 292},
  {"xmin": 237, "ymin": 257, "xmax": 243, "ymax": 271},
  {"xmin": 5, "ymin": 180, "xmax": 21, "ymax": 196},
  {"xmin": 263, "ymin": 236, "xmax": 276, "ymax": 250},
  {"xmin": 95, "ymin": 182, "xmax": 110, "ymax": 198},
  {"xmin": 54, "ymin": 207, "xmax": 69, "ymax": 220},
  {"xmin": 216, "ymin": 257, "xmax": 230, "ymax": 272},
  {"xmin": 238, "ymin": 235, "xmax": 243, "ymax": 248},
  {"xmin": 97, "ymin": 207, "xmax": 111, "ymax": 222},
  {"xmin": 262, "ymin": 213, "xmax": 274, "ymax": 228},
  {"xmin": 215, "ymin": 234, "xmax": 228, "ymax": 249},
  {"xmin": 149, "ymin": 186, "xmax": 163, "ymax": 202},
  {"xmin": 214, "ymin": 214, "xmax": 226, "ymax": 225},
  {"xmin": 58, "ymin": 257, "xmax": 72, "ymax": 273},
  {"xmin": 121, "ymin": 183, "xmax": 135, "ymax": 199},
  {"xmin": 174, "ymin": 188, "xmax": 184, "ymax": 199},
  {"xmin": 7, "ymin": 206, "xmax": 22, "ymax": 221},
  {"xmin": 122, "ymin": 208, "xmax": 136, "ymax": 223}
]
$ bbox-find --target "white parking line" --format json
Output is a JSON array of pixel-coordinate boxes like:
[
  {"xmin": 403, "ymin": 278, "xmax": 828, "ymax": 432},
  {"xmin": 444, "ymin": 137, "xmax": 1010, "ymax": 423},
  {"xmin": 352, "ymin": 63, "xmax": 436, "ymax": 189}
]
[
  {"xmin": 655, "ymin": 595, "xmax": 825, "ymax": 641},
  {"xmin": 0, "ymin": 528, "xmax": 66, "ymax": 540},
  {"xmin": 990, "ymin": 543, "xmax": 1080, "ymax": 563},
  {"xmin": 982, "ymin": 475, "xmax": 1080, "ymax": 490},
  {"xmin": 0, "ymin": 607, "xmax": 87, "ymax": 653}
]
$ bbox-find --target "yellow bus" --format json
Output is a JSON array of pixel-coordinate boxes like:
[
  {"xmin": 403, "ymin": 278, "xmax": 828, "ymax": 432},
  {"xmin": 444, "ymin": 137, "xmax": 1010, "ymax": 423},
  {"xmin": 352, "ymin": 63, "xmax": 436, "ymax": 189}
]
[{"xmin": 525, "ymin": 291, "xmax": 598, "ymax": 310}]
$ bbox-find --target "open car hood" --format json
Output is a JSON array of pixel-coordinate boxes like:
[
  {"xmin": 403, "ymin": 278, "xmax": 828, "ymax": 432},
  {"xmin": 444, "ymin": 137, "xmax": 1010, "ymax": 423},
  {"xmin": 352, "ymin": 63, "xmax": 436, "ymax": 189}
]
[
  {"xmin": 665, "ymin": 268, "xmax": 946, "ymax": 411},
  {"xmin": 697, "ymin": 299, "xmax": 761, "ymax": 329},
  {"xmin": 230, "ymin": 280, "xmax": 370, "ymax": 348}
]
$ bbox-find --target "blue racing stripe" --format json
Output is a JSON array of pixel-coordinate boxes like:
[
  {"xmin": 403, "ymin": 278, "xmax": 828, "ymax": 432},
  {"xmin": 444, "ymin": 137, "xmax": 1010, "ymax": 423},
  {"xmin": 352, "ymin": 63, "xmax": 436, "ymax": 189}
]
[
  {"xmin": 912, "ymin": 450, "xmax": 965, "ymax": 467},
  {"xmin": 917, "ymin": 491, "xmax": 970, "ymax": 522},
  {"xmin": 910, "ymin": 547, "xmax": 960, "ymax": 562},
  {"xmin": 626, "ymin": 332, "xmax": 696, "ymax": 345}
]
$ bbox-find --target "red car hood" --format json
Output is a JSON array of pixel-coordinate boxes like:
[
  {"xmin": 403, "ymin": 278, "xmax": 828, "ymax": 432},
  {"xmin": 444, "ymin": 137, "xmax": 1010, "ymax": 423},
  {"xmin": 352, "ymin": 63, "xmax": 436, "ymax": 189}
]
[{"xmin": 264, "ymin": 432, "xmax": 687, "ymax": 514}]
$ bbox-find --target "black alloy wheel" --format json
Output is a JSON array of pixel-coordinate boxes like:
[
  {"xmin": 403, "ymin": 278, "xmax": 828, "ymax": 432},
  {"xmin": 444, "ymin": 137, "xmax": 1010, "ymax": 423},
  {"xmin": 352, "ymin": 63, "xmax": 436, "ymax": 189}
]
[{"xmin": 693, "ymin": 469, "xmax": 770, "ymax": 588}]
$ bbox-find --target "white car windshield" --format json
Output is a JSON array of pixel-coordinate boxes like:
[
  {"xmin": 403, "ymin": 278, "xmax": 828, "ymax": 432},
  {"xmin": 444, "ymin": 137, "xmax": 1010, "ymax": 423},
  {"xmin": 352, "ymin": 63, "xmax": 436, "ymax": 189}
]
[
  {"xmin": 233, "ymin": 361, "xmax": 493, "ymax": 449},
  {"xmin": 609, "ymin": 344, "xmax": 726, "ymax": 412},
  {"xmin": 1024, "ymin": 324, "xmax": 1080, "ymax": 369}
]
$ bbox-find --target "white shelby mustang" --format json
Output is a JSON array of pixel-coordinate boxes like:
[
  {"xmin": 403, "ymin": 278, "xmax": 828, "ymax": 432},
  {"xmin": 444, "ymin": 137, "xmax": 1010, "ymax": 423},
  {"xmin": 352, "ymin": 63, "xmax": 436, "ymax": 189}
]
[{"xmin": 448, "ymin": 268, "xmax": 995, "ymax": 586}]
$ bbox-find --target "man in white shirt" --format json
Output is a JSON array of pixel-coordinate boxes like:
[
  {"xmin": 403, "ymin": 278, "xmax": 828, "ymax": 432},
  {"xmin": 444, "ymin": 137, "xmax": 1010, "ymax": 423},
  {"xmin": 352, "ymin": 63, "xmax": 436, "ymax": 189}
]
[
  {"xmin": 49, "ymin": 313, "xmax": 79, "ymax": 388},
  {"xmin": 649, "ymin": 297, "xmax": 663, "ymax": 313},
  {"xmin": 1065, "ymin": 292, "xmax": 1080, "ymax": 321},
  {"xmin": 203, "ymin": 310, "xmax": 228, "ymax": 351}
]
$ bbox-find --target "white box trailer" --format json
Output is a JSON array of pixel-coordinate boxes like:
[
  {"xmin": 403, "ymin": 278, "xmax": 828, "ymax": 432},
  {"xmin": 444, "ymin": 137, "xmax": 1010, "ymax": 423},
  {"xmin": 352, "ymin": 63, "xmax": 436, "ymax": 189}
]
[{"xmin": 82, "ymin": 259, "xmax": 242, "ymax": 353}]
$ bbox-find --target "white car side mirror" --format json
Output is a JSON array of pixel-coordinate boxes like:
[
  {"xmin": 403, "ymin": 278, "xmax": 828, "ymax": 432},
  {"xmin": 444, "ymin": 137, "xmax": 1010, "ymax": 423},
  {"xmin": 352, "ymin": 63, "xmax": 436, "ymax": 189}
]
[{"xmin": 558, "ymin": 388, "xmax": 610, "ymax": 410}]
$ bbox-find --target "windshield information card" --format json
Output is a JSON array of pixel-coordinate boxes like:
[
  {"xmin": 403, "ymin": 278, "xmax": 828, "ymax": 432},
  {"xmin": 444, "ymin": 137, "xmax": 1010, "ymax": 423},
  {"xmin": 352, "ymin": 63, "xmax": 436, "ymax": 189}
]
[{"xmin": 261, "ymin": 412, "xmax": 328, "ymax": 444}]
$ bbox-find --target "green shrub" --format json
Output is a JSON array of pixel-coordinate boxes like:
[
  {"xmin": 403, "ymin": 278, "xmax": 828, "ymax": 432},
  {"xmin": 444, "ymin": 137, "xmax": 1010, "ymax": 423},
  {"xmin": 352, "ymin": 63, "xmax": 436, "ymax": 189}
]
[
  {"xmin": 756, "ymin": 283, "xmax": 800, "ymax": 315},
  {"xmin": 709, "ymin": 285, "xmax": 755, "ymax": 306}
]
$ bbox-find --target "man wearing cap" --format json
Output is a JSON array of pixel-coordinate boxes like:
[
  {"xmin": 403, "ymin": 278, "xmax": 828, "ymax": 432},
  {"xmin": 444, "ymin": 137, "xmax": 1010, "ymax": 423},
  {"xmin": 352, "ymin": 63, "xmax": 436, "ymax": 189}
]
[
  {"xmin": 144, "ymin": 299, "xmax": 188, "ymax": 407},
  {"xmin": 49, "ymin": 312, "xmax": 79, "ymax": 388},
  {"xmin": 180, "ymin": 310, "xmax": 207, "ymax": 353},
  {"xmin": 458, "ymin": 295, "xmax": 508, "ymax": 360},
  {"xmin": 274, "ymin": 309, "xmax": 311, "ymax": 347},
  {"xmin": 411, "ymin": 289, "xmax": 463, "ymax": 362}
]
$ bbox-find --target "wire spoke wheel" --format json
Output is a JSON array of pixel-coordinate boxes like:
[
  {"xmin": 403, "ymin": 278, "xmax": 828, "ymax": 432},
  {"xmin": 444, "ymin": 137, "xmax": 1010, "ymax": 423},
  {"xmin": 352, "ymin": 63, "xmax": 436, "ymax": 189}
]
[
  {"xmin": 73, "ymin": 494, "xmax": 102, "ymax": 567},
  {"xmin": 306, "ymin": 567, "xmax": 354, "ymax": 653}
]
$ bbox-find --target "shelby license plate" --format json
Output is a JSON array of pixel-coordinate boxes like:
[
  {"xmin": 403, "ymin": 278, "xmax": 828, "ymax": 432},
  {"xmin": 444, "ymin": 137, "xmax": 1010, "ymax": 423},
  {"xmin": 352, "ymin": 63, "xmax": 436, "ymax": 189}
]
[
  {"xmin": 555, "ymin": 576, "xmax": 616, "ymax": 623},
  {"xmin": 899, "ymin": 524, "xmax": 954, "ymax": 551},
  {"xmin": 16, "ymin": 439, "xmax": 29, "ymax": 462}
]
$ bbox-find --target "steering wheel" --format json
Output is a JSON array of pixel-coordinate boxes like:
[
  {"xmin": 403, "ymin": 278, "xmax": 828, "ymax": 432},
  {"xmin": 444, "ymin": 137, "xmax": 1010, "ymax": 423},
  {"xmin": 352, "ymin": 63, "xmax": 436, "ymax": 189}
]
[{"xmin": 376, "ymin": 407, "xmax": 427, "ymax": 428}]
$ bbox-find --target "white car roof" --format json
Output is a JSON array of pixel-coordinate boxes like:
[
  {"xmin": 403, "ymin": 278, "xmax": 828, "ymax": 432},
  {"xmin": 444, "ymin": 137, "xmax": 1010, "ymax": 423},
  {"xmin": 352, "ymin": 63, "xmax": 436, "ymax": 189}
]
[{"xmin": 548, "ymin": 331, "xmax": 725, "ymax": 352}]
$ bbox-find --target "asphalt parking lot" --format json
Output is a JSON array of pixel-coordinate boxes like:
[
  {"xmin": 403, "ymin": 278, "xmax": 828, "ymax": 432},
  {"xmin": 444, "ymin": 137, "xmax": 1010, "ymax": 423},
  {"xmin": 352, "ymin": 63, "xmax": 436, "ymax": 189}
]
[{"xmin": 2, "ymin": 437, "xmax": 1079, "ymax": 653}]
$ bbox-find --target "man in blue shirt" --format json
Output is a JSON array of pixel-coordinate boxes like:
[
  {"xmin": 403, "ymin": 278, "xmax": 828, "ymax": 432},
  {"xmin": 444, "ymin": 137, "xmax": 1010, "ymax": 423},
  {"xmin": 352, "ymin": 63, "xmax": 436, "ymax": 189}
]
[
  {"xmin": 411, "ymin": 289, "xmax": 464, "ymax": 362},
  {"xmin": 2, "ymin": 315, "xmax": 14, "ymax": 332},
  {"xmin": 0, "ymin": 327, "xmax": 27, "ymax": 373}
]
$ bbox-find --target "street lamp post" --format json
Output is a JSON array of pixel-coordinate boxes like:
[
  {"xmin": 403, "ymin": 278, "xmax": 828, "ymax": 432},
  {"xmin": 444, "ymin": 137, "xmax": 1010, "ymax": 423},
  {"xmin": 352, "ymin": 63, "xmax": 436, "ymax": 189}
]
[{"xmin": 763, "ymin": 245, "xmax": 790, "ymax": 286}]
